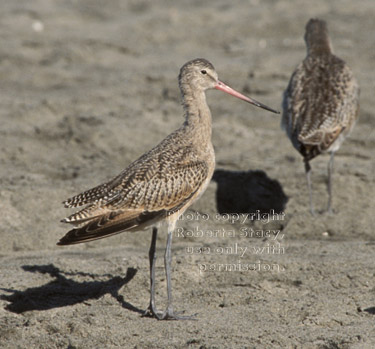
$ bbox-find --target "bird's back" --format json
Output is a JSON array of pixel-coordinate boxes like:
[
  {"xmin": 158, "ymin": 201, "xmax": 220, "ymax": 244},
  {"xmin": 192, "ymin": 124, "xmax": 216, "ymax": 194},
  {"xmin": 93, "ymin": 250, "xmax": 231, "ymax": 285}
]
[
  {"xmin": 59, "ymin": 124, "xmax": 214, "ymax": 245},
  {"xmin": 282, "ymin": 52, "xmax": 359, "ymax": 161}
]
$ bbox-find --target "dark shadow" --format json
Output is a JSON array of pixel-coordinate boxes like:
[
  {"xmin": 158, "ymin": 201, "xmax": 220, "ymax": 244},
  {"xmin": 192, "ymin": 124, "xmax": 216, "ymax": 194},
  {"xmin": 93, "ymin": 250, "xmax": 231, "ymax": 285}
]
[
  {"xmin": 212, "ymin": 169, "xmax": 288, "ymax": 214},
  {"xmin": 0, "ymin": 264, "xmax": 142, "ymax": 314}
]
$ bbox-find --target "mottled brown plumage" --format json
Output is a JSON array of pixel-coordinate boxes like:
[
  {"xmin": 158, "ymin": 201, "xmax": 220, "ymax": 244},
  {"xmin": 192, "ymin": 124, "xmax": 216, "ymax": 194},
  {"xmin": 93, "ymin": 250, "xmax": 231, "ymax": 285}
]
[
  {"xmin": 58, "ymin": 58, "xmax": 278, "ymax": 320},
  {"xmin": 282, "ymin": 19, "xmax": 360, "ymax": 214},
  {"xmin": 59, "ymin": 60, "xmax": 216, "ymax": 244}
]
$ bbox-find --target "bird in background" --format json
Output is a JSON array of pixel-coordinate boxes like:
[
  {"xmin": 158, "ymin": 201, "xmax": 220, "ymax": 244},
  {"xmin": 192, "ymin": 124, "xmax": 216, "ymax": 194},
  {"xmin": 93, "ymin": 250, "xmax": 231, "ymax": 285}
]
[
  {"xmin": 58, "ymin": 58, "xmax": 279, "ymax": 320},
  {"xmin": 282, "ymin": 18, "xmax": 360, "ymax": 215}
]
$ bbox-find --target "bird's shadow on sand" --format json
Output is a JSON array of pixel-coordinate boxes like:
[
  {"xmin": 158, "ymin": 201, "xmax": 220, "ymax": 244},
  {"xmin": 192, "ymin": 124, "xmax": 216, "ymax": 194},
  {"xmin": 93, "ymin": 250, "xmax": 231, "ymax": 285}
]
[
  {"xmin": 0, "ymin": 264, "xmax": 142, "ymax": 314},
  {"xmin": 212, "ymin": 169, "xmax": 288, "ymax": 214}
]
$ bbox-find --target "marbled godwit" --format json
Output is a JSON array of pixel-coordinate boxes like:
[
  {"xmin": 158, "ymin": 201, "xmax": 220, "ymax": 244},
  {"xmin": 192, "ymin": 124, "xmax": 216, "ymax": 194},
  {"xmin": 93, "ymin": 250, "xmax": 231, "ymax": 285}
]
[
  {"xmin": 58, "ymin": 58, "xmax": 279, "ymax": 320},
  {"xmin": 282, "ymin": 19, "xmax": 359, "ymax": 214}
]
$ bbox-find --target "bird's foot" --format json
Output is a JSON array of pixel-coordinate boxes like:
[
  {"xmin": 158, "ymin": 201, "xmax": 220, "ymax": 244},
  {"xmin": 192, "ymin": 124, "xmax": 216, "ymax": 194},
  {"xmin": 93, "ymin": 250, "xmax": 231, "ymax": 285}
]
[
  {"xmin": 326, "ymin": 204, "xmax": 334, "ymax": 215},
  {"xmin": 142, "ymin": 304, "xmax": 164, "ymax": 319},
  {"xmin": 159, "ymin": 305, "xmax": 197, "ymax": 321},
  {"xmin": 143, "ymin": 304, "xmax": 197, "ymax": 320}
]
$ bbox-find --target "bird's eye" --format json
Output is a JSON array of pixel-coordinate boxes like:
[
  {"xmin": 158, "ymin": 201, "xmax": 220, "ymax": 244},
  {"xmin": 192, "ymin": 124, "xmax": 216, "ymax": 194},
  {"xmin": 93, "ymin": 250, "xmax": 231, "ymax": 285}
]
[{"xmin": 201, "ymin": 70, "xmax": 207, "ymax": 75}]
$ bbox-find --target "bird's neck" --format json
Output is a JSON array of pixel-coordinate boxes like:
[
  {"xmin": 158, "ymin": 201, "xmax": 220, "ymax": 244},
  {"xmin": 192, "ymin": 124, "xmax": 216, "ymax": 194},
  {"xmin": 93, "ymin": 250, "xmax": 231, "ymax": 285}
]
[
  {"xmin": 180, "ymin": 84, "xmax": 212, "ymax": 140},
  {"xmin": 306, "ymin": 35, "xmax": 333, "ymax": 56}
]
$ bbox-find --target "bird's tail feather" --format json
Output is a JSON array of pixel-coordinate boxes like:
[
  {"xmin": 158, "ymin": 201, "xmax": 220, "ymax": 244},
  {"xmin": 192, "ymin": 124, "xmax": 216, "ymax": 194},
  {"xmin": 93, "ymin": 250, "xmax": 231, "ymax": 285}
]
[{"xmin": 57, "ymin": 210, "xmax": 165, "ymax": 245}]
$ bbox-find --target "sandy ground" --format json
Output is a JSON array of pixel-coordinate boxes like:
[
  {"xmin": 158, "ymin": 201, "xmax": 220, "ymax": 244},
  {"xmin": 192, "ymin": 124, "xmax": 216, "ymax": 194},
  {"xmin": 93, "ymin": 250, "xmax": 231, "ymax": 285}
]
[{"xmin": 1, "ymin": 0, "xmax": 375, "ymax": 348}]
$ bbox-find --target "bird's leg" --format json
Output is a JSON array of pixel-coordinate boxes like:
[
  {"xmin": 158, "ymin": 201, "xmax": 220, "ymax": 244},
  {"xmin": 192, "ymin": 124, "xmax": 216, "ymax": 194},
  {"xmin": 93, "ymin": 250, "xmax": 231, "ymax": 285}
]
[
  {"xmin": 142, "ymin": 227, "xmax": 163, "ymax": 319},
  {"xmin": 160, "ymin": 229, "xmax": 196, "ymax": 320},
  {"xmin": 164, "ymin": 230, "xmax": 174, "ymax": 315},
  {"xmin": 327, "ymin": 152, "xmax": 335, "ymax": 214},
  {"xmin": 304, "ymin": 160, "xmax": 315, "ymax": 216}
]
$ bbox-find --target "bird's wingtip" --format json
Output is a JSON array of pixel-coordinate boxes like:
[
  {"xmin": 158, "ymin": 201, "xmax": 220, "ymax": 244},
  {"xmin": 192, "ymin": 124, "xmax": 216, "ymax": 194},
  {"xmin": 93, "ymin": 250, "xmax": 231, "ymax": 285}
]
[
  {"xmin": 56, "ymin": 238, "xmax": 66, "ymax": 246},
  {"xmin": 62, "ymin": 200, "xmax": 71, "ymax": 208}
]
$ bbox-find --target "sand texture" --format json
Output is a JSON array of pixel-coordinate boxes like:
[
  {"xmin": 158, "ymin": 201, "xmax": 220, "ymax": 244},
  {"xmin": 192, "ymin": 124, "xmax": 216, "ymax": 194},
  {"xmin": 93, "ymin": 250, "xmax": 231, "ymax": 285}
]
[{"xmin": 1, "ymin": 0, "xmax": 374, "ymax": 348}]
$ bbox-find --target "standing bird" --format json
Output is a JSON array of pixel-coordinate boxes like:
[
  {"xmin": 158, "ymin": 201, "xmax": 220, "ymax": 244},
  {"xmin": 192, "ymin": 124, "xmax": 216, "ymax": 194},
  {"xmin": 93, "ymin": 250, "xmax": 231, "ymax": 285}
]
[
  {"xmin": 58, "ymin": 58, "xmax": 279, "ymax": 320},
  {"xmin": 282, "ymin": 19, "xmax": 359, "ymax": 215}
]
